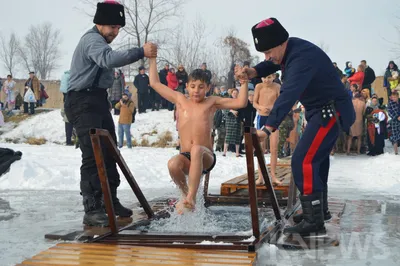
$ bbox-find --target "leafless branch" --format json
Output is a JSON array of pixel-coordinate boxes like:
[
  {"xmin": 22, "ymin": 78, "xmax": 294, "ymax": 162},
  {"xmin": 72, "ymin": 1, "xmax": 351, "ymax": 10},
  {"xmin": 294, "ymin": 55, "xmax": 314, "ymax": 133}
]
[
  {"xmin": 0, "ymin": 32, "xmax": 20, "ymax": 76},
  {"xmin": 19, "ymin": 22, "xmax": 62, "ymax": 79}
]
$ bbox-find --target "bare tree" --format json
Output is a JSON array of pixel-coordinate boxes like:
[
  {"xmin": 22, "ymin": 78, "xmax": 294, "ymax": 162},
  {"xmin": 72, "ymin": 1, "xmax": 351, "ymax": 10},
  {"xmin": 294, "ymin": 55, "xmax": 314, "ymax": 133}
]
[
  {"xmin": 0, "ymin": 32, "xmax": 20, "ymax": 76},
  {"xmin": 163, "ymin": 15, "xmax": 209, "ymax": 72},
  {"xmin": 217, "ymin": 31, "xmax": 252, "ymax": 88},
  {"xmin": 318, "ymin": 41, "xmax": 330, "ymax": 54},
  {"xmin": 18, "ymin": 22, "xmax": 62, "ymax": 79}
]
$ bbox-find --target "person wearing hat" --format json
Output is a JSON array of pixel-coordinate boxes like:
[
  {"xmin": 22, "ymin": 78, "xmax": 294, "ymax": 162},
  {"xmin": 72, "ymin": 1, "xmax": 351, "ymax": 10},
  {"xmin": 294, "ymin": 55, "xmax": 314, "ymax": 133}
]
[
  {"xmin": 64, "ymin": 0, "xmax": 157, "ymax": 227},
  {"xmin": 240, "ymin": 18, "xmax": 355, "ymax": 236},
  {"xmin": 134, "ymin": 66, "xmax": 150, "ymax": 113}
]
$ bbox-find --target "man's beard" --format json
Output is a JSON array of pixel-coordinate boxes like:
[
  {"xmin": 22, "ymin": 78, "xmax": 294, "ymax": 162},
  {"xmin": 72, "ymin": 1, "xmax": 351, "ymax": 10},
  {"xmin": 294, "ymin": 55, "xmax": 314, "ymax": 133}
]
[{"xmin": 103, "ymin": 34, "xmax": 116, "ymax": 44}]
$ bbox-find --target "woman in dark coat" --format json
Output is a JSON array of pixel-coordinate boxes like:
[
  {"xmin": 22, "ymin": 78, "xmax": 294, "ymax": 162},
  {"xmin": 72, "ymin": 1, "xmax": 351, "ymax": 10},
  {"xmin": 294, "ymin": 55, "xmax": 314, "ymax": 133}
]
[
  {"xmin": 223, "ymin": 88, "xmax": 242, "ymax": 157},
  {"xmin": 175, "ymin": 65, "xmax": 188, "ymax": 94}
]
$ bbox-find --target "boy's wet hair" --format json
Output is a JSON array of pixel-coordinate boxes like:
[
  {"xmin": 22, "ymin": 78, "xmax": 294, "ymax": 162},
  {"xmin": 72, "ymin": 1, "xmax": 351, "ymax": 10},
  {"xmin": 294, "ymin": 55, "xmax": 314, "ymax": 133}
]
[{"xmin": 188, "ymin": 69, "xmax": 210, "ymax": 85}]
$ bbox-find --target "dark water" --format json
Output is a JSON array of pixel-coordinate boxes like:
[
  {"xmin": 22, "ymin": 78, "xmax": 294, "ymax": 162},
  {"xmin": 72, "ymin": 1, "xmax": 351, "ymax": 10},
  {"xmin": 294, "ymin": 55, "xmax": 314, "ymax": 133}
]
[{"xmin": 1, "ymin": 189, "xmax": 400, "ymax": 266}]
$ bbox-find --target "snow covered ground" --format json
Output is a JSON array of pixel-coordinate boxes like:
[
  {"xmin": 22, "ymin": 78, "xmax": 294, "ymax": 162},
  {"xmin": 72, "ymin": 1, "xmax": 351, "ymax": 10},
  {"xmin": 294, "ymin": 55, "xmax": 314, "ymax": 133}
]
[
  {"xmin": 0, "ymin": 109, "xmax": 400, "ymax": 265},
  {"xmin": 0, "ymin": 109, "xmax": 180, "ymax": 146}
]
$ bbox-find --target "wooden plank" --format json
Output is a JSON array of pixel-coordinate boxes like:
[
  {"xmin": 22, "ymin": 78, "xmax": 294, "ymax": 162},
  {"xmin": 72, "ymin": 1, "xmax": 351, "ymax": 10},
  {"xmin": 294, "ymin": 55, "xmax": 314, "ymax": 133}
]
[{"xmin": 20, "ymin": 243, "xmax": 256, "ymax": 266}]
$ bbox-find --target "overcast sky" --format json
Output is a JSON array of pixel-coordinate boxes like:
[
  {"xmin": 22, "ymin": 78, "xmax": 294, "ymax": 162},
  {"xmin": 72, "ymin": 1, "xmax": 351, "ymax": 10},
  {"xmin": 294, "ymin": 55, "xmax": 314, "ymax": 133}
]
[{"xmin": 0, "ymin": 0, "xmax": 398, "ymax": 79}]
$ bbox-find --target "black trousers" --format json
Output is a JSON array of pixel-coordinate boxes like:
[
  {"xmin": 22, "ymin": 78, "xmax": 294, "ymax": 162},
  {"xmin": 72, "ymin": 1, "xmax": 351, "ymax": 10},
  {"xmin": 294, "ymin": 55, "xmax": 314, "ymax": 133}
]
[
  {"xmin": 137, "ymin": 92, "xmax": 148, "ymax": 113},
  {"xmin": 23, "ymin": 102, "xmax": 35, "ymax": 114},
  {"xmin": 65, "ymin": 122, "xmax": 73, "ymax": 145},
  {"xmin": 64, "ymin": 89, "xmax": 120, "ymax": 196},
  {"xmin": 149, "ymin": 89, "xmax": 160, "ymax": 110}
]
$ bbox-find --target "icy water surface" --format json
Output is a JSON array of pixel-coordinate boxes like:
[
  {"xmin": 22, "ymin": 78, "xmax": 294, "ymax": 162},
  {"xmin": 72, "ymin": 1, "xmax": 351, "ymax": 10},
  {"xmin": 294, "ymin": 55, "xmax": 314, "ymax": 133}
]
[{"xmin": 1, "ymin": 188, "xmax": 400, "ymax": 266}]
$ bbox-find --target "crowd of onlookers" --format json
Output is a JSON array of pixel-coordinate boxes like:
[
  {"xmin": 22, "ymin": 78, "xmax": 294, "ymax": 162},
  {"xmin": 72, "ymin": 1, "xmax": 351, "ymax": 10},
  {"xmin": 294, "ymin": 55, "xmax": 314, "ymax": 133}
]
[{"xmin": 0, "ymin": 58, "xmax": 399, "ymax": 157}]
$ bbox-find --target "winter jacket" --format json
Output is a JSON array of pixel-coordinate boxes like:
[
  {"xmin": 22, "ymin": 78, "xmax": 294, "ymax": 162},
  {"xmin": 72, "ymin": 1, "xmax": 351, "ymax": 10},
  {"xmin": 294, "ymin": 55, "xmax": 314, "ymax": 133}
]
[
  {"xmin": 176, "ymin": 70, "xmax": 188, "ymax": 86},
  {"xmin": 60, "ymin": 70, "xmax": 70, "ymax": 94},
  {"xmin": 109, "ymin": 76, "xmax": 124, "ymax": 101},
  {"xmin": 24, "ymin": 76, "xmax": 40, "ymax": 100},
  {"xmin": 115, "ymin": 100, "xmax": 135, "ymax": 124},
  {"xmin": 167, "ymin": 72, "xmax": 178, "ymax": 90},
  {"xmin": 348, "ymin": 72, "xmax": 365, "ymax": 88},
  {"xmin": 68, "ymin": 26, "xmax": 144, "ymax": 92},
  {"xmin": 362, "ymin": 66, "xmax": 376, "ymax": 88},
  {"xmin": 254, "ymin": 37, "xmax": 355, "ymax": 133},
  {"xmin": 344, "ymin": 62, "xmax": 355, "ymax": 78},
  {"xmin": 134, "ymin": 73, "xmax": 150, "ymax": 94},
  {"xmin": 159, "ymin": 68, "xmax": 169, "ymax": 86}
]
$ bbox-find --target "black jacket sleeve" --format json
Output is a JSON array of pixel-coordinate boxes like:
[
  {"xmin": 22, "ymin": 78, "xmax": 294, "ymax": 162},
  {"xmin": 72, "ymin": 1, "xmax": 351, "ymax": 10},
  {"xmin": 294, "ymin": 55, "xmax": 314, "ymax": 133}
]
[
  {"xmin": 266, "ymin": 55, "xmax": 315, "ymax": 130},
  {"xmin": 254, "ymin": 60, "xmax": 281, "ymax": 78}
]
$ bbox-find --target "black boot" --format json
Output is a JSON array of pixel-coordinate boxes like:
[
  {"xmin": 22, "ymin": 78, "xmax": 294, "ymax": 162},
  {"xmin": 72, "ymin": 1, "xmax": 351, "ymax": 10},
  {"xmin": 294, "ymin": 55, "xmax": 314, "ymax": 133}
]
[
  {"xmin": 82, "ymin": 194, "xmax": 109, "ymax": 227},
  {"xmin": 110, "ymin": 187, "xmax": 133, "ymax": 217},
  {"xmin": 284, "ymin": 193, "xmax": 326, "ymax": 236},
  {"xmin": 293, "ymin": 190, "xmax": 332, "ymax": 223}
]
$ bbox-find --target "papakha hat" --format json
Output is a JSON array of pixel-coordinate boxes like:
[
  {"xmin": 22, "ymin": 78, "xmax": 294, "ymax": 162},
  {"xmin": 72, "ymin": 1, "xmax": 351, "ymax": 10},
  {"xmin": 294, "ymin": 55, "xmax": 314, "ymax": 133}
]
[
  {"xmin": 251, "ymin": 18, "xmax": 289, "ymax": 52},
  {"xmin": 93, "ymin": 1, "xmax": 126, "ymax": 27}
]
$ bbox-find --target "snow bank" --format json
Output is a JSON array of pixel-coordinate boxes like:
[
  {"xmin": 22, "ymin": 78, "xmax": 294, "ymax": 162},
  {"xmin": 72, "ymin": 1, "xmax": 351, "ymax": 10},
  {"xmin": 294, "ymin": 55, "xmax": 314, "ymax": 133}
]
[{"xmin": 0, "ymin": 109, "xmax": 179, "ymax": 146}]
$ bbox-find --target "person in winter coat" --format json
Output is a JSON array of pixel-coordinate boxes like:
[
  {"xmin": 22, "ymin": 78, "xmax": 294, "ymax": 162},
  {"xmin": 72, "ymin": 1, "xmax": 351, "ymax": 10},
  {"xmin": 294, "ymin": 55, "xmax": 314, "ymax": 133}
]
[
  {"xmin": 344, "ymin": 61, "xmax": 356, "ymax": 78},
  {"xmin": 333, "ymin": 62, "xmax": 343, "ymax": 77},
  {"xmin": 166, "ymin": 68, "xmax": 178, "ymax": 111},
  {"xmin": 115, "ymin": 93, "xmax": 135, "ymax": 149},
  {"xmin": 24, "ymin": 71, "xmax": 40, "ymax": 113},
  {"xmin": 134, "ymin": 66, "xmax": 150, "ymax": 113},
  {"xmin": 2, "ymin": 74, "xmax": 16, "ymax": 113},
  {"xmin": 388, "ymin": 90, "xmax": 400, "ymax": 155},
  {"xmin": 64, "ymin": 0, "xmax": 157, "ymax": 227},
  {"xmin": 109, "ymin": 71, "xmax": 124, "ymax": 115},
  {"xmin": 360, "ymin": 60, "xmax": 375, "ymax": 90},
  {"xmin": 158, "ymin": 63, "xmax": 169, "ymax": 109},
  {"xmin": 348, "ymin": 64, "xmax": 365, "ymax": 89},
  {"xmin": 384, "ymin": 61, "xmax": 399, "ymax": 99},
  {"xmin": 176, "ymin": 65, "xmax": 188, "ymax": 94},
  {"xmin": 242, "ymin": 17, "xmax": 355, "ymax": 236}
]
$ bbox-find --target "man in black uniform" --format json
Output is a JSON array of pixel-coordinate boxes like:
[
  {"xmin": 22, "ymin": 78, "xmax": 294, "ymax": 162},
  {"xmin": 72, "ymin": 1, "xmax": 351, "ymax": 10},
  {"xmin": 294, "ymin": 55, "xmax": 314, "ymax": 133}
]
[
  {"xmin": 134, "ymin": 66, "xmax": 150, "ymax": 113},
  {"xmin": 65, "ymin": 1, "xmax": 157, "ymax": 226}
]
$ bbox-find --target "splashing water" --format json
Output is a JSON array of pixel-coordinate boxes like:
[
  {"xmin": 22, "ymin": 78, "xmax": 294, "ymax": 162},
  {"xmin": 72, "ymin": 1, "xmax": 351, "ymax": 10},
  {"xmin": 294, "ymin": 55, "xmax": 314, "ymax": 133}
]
[{"xmin": 146, "ymin": 182, "xmax": 273, "ymax": 234}]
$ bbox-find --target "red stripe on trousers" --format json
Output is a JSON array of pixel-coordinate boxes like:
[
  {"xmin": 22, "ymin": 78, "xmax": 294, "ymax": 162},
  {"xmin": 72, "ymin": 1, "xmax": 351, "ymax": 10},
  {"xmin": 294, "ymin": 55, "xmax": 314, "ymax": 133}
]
[{"xmin": 302, "ymin": 115, "xmax": 337, "ymax": 195}]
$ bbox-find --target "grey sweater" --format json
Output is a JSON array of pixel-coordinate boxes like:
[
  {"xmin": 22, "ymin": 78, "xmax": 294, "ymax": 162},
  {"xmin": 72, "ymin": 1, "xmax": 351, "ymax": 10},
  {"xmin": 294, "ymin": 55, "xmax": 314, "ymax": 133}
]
[{"xmin": 68, "ymin": 26, "xmax": 144, "ymax": 91}]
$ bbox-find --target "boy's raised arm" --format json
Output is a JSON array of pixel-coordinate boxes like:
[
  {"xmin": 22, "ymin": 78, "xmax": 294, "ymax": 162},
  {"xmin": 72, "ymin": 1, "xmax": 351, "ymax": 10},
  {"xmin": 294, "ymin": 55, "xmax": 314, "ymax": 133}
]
[
  {"xmin": 215, "ymin": 70, "xmax": 249, "ymax": 110},
  {"xmin": 148, "ymin": 58, "xmax": 180, "ymax": 104}
]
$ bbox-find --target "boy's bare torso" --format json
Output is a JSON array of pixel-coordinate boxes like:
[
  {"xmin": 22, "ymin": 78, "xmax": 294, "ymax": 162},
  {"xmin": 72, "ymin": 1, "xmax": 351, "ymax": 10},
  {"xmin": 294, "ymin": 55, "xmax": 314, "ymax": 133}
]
[
  {"xmin": 176, "ymin": 96, "xmax": 216, "ymax": 153},
  {"xmin": 257, "ymin": 83, "xmax": 280, "ymax": 116}
]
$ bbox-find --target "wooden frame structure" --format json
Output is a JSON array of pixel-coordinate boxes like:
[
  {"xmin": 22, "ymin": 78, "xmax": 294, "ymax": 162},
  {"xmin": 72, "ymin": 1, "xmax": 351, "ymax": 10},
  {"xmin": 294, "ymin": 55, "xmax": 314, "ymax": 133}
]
[{"xmin": 87, "ymin": 127, "xmax": 292, "ymax": 252}]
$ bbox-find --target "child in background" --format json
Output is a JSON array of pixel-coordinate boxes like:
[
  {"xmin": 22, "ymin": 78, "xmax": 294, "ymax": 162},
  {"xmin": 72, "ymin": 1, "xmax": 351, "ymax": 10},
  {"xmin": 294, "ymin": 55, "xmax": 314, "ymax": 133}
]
[{"xmin": 115, "ymin": 93, "xmax": 135, "ymax": 149}]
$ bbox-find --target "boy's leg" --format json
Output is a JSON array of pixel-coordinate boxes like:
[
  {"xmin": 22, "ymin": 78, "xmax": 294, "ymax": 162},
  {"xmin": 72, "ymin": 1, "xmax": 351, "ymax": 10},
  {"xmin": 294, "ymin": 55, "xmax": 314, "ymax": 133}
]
[
  {"xmin": 186, "ymin": 145, "xmax": 214, "ymax": 206},
  {"xmin": 23, "ymin": 102, "xmax": 28, "ymax": 113},
  {"xmin": 125, "ymin": 124, "xmax": 132, "ymax": 148},
  {"xmin": 118, "ymin": 124, "xmax": 124, "ymax": 148},
  {"xmin": 269, "ymin": 129, "xmax": 281, "ymax": 185},
  {"xmin": 168, "ymin": 155, "xmax": 190, "ymax": 196}
]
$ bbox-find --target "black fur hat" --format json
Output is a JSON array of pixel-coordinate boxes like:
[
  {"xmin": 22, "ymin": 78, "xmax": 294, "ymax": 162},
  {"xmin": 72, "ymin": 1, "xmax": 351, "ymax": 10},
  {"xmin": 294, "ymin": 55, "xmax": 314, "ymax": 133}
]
[
  {"xmin": 93, "ymin": 1, "xmax": 126, "ymax": 27},
  {"xmin": 251, "ymin": 18, "xmax": 289, "ymax": 52}
]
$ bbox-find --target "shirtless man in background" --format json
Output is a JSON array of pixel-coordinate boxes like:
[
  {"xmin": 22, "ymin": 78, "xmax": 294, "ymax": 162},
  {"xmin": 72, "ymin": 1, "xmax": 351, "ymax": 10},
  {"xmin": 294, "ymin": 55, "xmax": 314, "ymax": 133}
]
[
  {"xmin": 149, "ymin": 57, "xmax": 249, "ymax": 213},
  {"xmin": 253, "ymin": 73, "xmax": 281, "ymax": 185}
]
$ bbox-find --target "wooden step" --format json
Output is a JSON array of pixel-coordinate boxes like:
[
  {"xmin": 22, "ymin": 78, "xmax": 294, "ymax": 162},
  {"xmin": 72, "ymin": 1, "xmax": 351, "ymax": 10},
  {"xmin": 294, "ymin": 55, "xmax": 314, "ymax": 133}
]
[
  {"xmin": 18, "ymin": 243, "xmax": 257, "ymax": 266},
  {"xmin": 221, "ymin": 165, "xmax": 292, "ymax": 197}
]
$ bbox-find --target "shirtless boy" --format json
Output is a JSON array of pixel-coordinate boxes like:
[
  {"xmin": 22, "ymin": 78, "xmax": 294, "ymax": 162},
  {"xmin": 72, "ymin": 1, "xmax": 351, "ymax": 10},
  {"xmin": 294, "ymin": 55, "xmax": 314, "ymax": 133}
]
[
  {"xmin": 149, "ymin": 58, "xmax": 249, "ymax": 213},
  {"xmin": 253, "ymin": 73, "xmax": 281, "ymax": 185}
]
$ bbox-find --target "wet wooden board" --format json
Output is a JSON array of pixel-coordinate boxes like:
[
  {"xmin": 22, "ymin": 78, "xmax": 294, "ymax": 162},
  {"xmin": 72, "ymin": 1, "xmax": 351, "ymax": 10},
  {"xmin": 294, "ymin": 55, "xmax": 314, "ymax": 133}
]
[
  {"xmin": 220, "ymin": 165, "xmax": 292, "ymax": 197},
  {"xmin": 270, "ymin": 199, "xmax": 346, "ymax": 250},
  {"xmin": 18, "ymin": 243, "xmax": 257, "ymax": 266}
]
